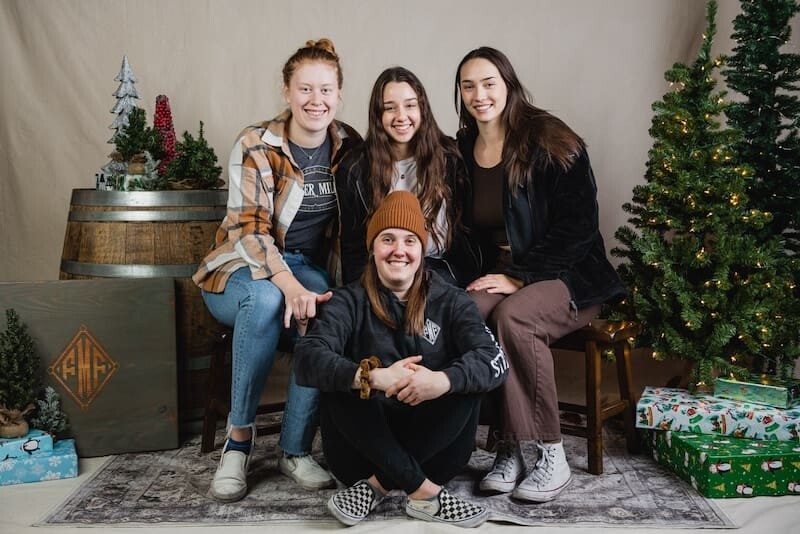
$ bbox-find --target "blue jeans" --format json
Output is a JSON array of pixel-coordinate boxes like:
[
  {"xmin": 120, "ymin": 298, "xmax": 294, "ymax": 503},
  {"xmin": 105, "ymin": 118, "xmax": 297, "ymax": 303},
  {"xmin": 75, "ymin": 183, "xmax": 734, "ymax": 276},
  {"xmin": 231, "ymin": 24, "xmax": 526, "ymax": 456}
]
[{"xmin": 201, "ymin": 252, "xmax": 329, "ymax": 455}]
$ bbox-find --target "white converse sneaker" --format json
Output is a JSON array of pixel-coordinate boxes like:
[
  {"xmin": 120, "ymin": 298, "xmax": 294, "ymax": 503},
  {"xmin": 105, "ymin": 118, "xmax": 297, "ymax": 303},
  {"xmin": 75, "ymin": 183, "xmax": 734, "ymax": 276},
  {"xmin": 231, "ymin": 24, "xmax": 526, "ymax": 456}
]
[
  {"xmin": 406, "ymin": 488, "xmax": 489, "ymax": 528},
  {"xmin": 209, "ymin": 435, "xmax": 255, "ymax": 503},
  {"xmin": 512, "ymin": 441, "xmax": 572, "ymax": 502},
  {"xmin": 327, "ymin": 479, "xmax": 384, "ymax": 526},
  {"xmin": 279, "ymin": 454, "xmax": 335, "ymax": 490},
  {"xmin": 479, "ymin": 440, "xmax": 526, "ymax": 493}
]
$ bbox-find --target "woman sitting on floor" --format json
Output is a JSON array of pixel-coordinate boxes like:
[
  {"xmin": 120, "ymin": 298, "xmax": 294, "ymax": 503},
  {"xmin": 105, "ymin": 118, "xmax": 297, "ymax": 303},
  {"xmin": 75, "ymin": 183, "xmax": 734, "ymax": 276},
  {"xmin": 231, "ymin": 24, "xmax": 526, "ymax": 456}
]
[{"xmin": 294, "ymin": 191, "xmax": 508, "ymax": 528}]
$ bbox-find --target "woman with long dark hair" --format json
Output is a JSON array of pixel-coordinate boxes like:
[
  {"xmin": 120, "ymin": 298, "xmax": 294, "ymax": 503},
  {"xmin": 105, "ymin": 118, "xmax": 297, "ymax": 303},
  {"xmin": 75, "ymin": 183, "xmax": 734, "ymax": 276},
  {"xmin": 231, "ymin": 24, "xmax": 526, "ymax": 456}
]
[
  {"xmin": 454, "ymin": 47, "xmax": 625, "ymax": 502},
  {"xmin": 337, "ymin": 67, "xmax": 479, "ymax": 287}
]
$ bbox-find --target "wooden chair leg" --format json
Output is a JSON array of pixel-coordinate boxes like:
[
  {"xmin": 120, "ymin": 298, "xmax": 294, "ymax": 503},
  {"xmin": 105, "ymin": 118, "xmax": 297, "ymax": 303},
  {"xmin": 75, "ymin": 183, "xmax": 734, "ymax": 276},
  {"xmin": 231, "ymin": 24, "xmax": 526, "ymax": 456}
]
[
  {"xmin": 201, "ymin": 334, "xmax": 228, "ymax": 453},
  {"xmin": 585, "ymin": 340, "xmax": 603, "ymax": 475},
  {"xmin": 614, "ymin": 340, "xmax": 640, "ymax": 454}
]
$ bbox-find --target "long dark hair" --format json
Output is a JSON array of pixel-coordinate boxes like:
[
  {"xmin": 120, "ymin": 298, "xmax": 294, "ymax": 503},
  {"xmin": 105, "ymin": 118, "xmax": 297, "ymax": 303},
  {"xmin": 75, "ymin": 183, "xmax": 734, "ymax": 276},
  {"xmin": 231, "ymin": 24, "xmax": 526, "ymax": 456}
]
[
  {"xmin": 366, "ymin": 67, "xmax": 460, "ymax": 251},
  {"xmin": 454, "ymin": 47, "xmax": 584, "ymax": 189},
  {"xmin": 362, "ymin": 252, "xmax": 429, "ymax": 335}
]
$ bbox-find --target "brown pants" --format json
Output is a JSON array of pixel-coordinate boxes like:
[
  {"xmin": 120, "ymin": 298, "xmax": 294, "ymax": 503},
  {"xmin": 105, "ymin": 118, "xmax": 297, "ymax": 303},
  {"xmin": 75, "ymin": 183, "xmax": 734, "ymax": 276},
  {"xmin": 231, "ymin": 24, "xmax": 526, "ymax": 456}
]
[{"xmin": 471, "ymin": 279, "xmax": 600, "ymax": 441}]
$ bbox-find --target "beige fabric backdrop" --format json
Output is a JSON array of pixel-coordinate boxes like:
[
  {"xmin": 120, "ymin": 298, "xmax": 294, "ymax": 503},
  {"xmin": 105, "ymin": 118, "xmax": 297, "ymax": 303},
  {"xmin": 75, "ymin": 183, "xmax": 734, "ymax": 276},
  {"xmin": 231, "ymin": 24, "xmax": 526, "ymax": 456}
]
[{"xmin": 0, "ymin": 0, "xmax": 796, "ymax": 281}]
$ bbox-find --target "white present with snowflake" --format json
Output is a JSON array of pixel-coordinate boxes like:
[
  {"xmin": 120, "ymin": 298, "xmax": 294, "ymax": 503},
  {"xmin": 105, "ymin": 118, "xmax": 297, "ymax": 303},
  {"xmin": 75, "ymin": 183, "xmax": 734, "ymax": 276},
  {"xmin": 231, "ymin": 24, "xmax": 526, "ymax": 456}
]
[{"xmin": 0, "ymin": 439, "xmax": 77, "ymax": 486}]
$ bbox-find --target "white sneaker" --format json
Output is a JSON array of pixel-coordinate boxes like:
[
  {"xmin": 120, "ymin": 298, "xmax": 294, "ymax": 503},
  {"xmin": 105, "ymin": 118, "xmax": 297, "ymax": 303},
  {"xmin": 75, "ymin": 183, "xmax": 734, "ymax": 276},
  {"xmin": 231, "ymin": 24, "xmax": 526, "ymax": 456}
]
[
  {"xmin": 512, "ymin": 441, "xmax": 572, "ymax": 502},
  {"xmin": 209, "ymin": 439, "xmax": 253, "ymax": 502},
  {"xmin": 479, "ymin": 440, "xmax": 526, "ymax": 493},
  {"xmin": 279, "ymin": 454, "xmax": 335, "ymax": 490}
]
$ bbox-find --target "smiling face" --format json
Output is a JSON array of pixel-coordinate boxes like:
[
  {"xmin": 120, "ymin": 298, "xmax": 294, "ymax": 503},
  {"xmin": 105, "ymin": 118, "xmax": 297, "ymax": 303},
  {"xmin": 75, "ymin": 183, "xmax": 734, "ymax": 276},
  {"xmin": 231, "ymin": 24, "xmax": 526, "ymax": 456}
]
[
  {"xmin": 381, "ymin": 81, "xmax": 421, "ymax": 159},
  {"xmin": 372, "ymin": 228, "xmax": 423, "ymax": 298},
  {"xmin": 283, "ymin": 61, "xmax": 340, "ymax": 145},
  {"xmin": 458, "ymin": 57, "xmax": 508, "ymax": 128}
]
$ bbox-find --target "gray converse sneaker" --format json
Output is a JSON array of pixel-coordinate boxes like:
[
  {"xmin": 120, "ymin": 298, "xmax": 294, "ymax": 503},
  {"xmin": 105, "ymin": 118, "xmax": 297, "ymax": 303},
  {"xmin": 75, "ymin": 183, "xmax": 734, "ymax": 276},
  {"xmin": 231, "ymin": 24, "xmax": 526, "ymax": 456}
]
[
  {"xmin": 479, "ymin": 440, "xmax": 526, "ymax": 493},
  {"xmin": 278, "ymin": 453, "xmax": 335, "ymax": 490},
  {"xmin": 512, "ymin": 441, "xmax": 572, "ymax": 502},
  {"xmin": 327, "ymin": 479, "xmax": 384, "ymax": 526},
  {"xmin": 406, "ymin": 488, "xmax": 489, "ymax": 528},
  {"xmin": 209, "ymin": 432, "xmax": 255, "ymax": 503}
]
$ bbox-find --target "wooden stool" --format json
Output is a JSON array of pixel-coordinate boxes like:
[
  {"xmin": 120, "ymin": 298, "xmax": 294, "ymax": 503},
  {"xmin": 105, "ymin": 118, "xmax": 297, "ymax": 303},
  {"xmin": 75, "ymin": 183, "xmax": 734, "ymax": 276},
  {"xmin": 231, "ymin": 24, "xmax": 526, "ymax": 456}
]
[
  {"xmin": 200, "ymin": 331, "xmax": 286, "ymax": 453},
  {"xmin": 551, "ymin": 319, "xmax": 641, "ymax": 474}
]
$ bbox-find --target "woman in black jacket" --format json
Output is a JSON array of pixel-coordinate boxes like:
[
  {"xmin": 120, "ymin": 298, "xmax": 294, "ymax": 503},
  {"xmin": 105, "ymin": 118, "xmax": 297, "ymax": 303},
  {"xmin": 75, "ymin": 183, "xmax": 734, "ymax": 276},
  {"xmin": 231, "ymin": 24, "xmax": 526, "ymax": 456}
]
[
  {"xmin": 454, "ymin": 47, "xmax": 626, "ymax": 503},
  {"xmin": 294, "ymin": 191, "xmax": 507, "ymax": 528},
  {"xmin": 336, "ymin": 66, "xmax": 480, "ymax": 287}
]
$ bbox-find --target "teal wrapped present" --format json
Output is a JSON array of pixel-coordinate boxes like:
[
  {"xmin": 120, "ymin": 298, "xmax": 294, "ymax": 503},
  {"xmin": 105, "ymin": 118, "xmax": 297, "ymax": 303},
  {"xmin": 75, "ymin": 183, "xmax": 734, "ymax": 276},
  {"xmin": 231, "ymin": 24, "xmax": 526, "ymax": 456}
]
[
  {"xmin": 0, "ymin": 439, "xmax": 77, "ymax": 486},
  {"xmin": 636, "ymin": 387, "xmax": 800, "ymax": 441},
  {"xmin": 642, "ymin": 430, "xmax": 800, "ymax": 498},
  {"xmin": 0, "ymin": 429, "xmax": 53, "ymax": 460},
  {"xmin": 715, "ymin": 375, "xmax": 800, "ymax": 409}
]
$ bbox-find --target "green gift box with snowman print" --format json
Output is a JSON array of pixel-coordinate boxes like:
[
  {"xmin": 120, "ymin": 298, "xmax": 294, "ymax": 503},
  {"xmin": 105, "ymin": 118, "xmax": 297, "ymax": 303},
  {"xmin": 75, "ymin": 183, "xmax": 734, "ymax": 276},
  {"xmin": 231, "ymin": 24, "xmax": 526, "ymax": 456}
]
[{"xmin": 642, "ymin": 430, "xmax": 800, "ymax": 498}]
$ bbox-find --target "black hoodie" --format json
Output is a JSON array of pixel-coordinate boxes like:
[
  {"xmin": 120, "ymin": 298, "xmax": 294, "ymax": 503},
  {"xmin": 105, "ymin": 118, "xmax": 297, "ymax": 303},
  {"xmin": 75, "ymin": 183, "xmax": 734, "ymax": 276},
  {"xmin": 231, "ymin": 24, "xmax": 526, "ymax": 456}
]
[{"xmin": 294, "ymin": 272, "xmax": 508, "ymax": 395}]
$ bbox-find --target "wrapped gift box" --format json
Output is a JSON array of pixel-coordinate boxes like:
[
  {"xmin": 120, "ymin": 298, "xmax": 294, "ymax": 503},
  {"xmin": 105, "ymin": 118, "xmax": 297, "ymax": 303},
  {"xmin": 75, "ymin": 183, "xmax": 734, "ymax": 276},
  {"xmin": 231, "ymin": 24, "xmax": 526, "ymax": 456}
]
[
  {"xmin": 715, "ymin": 375, "xmax": 800, "ymax": 409},
  {"xmin": 0, "ymin": 439, "xmax": 78, "ymax": 486},
  {"xmin": 636, "ymin": 386, "xmax": 800, "ymax": 442},
  {"xmin": 0, "ymin": 429, "xmax": 53, "ymax": 459},
  {"xmin": 642, "ymin": 430, "xmax": 800, "ymax": 498}
]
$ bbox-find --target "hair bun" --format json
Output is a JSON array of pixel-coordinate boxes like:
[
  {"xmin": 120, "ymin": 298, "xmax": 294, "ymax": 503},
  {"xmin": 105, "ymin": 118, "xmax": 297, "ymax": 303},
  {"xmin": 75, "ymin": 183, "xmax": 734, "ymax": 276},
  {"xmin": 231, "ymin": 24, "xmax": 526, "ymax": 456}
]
[{"xmin": 305, "ymin": 38, "xmax": 337, "ymax": 59}]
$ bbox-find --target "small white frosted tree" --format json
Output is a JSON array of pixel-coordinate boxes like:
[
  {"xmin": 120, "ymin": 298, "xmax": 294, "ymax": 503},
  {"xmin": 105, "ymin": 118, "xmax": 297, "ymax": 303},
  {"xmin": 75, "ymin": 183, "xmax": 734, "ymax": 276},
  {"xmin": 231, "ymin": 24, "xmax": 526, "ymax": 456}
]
[{"xmin": 101, "ymin": 55, "xmax": 140, "ymax": 182}]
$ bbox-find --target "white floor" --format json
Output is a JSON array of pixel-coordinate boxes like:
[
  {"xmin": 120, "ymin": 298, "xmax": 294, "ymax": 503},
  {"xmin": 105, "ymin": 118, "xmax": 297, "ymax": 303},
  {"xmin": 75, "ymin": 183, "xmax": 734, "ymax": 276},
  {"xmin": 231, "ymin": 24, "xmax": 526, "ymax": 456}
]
[{"xmin": 1, "ymin": 456, "xmax": 798, "ymax": 533}]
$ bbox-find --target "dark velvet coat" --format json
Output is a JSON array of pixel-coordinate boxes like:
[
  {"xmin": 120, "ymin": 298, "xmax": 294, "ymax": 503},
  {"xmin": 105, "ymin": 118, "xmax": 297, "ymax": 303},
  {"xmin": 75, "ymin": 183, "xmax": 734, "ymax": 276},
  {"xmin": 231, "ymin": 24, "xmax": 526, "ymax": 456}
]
[{"xmin": 458, "ymin": 132, "xmax": 626, "ymax": 310}]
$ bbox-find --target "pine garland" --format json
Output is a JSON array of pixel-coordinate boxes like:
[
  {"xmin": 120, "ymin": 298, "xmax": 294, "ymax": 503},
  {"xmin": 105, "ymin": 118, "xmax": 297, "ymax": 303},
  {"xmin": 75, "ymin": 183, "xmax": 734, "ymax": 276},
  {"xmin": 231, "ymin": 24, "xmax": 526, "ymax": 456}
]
[{"xmin": 164, "ymin": 121, "xmax": 223, "ymax": 189}]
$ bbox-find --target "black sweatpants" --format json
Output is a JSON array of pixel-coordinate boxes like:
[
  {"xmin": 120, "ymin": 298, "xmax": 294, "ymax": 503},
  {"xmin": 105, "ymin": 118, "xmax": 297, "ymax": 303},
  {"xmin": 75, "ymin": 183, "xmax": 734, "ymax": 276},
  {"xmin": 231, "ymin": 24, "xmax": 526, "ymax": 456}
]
[{"xmin": 320, "ymin": 391, "xmax": 481, "ymax": 494}]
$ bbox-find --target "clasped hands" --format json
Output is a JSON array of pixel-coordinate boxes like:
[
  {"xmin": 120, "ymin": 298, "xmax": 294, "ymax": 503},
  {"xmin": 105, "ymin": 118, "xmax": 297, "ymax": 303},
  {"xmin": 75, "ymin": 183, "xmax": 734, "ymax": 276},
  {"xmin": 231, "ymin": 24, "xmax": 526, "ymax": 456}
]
[{"xmin": 370, "ymin": 355, "xmax": 451, "ymax": 406}]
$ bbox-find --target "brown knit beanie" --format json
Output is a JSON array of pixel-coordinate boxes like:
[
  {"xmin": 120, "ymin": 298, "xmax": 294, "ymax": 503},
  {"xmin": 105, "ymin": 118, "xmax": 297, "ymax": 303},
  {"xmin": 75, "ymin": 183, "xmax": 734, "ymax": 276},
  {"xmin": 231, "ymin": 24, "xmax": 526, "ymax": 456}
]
[{"xmin": 366, "ymin": 191, "xmax": 428, "ymax": 250}]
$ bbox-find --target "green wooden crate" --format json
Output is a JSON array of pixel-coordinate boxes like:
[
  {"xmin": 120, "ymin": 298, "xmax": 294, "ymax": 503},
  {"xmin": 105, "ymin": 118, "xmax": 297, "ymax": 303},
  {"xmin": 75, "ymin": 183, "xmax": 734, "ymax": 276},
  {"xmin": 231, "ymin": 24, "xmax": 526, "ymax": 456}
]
[{"xmin": 0, "ymin": 278, "xmax": 178, "ymax": 457}]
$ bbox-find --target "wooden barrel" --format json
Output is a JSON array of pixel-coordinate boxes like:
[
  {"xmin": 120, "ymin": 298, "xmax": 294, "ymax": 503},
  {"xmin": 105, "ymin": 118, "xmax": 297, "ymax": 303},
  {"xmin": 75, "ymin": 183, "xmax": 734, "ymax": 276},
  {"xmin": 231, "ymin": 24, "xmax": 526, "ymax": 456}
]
[{"xmin": 59, "ymin": 188, "xmax": 227, "ymax": 436}]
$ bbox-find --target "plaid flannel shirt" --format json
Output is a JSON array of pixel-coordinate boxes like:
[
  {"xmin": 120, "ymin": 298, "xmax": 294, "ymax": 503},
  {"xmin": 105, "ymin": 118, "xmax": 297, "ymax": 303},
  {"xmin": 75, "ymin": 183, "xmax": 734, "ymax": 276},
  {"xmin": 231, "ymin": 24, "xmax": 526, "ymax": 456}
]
[{"xmin": 192, "ymin": 110, "xmax": 360, "ymax": 293}]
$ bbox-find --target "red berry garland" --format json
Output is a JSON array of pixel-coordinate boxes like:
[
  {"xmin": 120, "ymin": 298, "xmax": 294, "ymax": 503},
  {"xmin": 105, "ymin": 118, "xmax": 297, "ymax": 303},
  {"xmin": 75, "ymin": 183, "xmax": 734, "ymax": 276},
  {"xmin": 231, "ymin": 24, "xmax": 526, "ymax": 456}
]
[{"xmin": 154, "ymin": 95, "xmax": 177, "ymax": 176}]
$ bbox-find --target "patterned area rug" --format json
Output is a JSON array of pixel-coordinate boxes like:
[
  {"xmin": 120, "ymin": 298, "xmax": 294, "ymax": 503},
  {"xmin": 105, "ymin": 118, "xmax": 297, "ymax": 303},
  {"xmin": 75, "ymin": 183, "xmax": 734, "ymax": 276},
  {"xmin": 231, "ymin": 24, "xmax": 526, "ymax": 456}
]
[{"xmin": 40, "ymin": 422, "xmax": 734, "ymax": 528}]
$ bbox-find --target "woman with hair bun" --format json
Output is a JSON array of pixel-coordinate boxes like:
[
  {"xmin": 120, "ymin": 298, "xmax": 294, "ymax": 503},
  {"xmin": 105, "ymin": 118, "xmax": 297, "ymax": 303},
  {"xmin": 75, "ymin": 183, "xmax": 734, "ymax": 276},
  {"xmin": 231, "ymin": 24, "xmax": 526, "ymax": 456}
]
[{"xmin": 193, "ymin": 38, "xmax": 361, "ymax": 502}]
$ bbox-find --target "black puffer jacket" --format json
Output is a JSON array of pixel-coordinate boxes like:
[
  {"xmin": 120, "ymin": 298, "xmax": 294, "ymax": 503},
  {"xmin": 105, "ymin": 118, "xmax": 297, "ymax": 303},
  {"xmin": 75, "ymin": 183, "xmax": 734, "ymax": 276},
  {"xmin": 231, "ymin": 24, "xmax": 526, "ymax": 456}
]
[
  {"xmin": 335, "ymin": 145, "xmax": 481, "ymax": 287},
  {"xmin": 458, "ymin": 133, "xmax": 626, "ymax": 309},
  {"xmin": 294, "ymin": 272, "xmax": 508, "ymax": 395}
]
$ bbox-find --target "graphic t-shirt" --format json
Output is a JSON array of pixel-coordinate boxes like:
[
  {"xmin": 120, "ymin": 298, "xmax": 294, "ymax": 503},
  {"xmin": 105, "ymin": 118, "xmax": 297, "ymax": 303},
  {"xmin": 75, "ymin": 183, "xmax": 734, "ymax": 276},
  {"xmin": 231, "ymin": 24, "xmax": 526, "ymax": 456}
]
[
  {"xmin": 284, "ymin": 135, "xmax": 335, "ymax": 255},
  {"xmin": 392, "ymin": 158, "xmax": 447, "ymax": 258}
]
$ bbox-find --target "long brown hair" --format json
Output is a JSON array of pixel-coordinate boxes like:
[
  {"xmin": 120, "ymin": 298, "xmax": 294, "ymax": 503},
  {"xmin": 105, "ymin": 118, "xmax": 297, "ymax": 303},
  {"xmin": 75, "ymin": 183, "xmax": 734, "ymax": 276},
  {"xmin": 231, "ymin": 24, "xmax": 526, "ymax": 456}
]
[
  {"xmin": 362, "ymin": 253, "xmax": 429, "ymax": 335},
  {"xmin": 366, "ymin": 67, "xmax": 460, "ymax": 251},
  {"xmin": 283, "ymin": 38, "xmax": 343, "ymax": 88},
  {"xmin": 454, "ymin": 47, "xmax": 584, "ymax": 190}
]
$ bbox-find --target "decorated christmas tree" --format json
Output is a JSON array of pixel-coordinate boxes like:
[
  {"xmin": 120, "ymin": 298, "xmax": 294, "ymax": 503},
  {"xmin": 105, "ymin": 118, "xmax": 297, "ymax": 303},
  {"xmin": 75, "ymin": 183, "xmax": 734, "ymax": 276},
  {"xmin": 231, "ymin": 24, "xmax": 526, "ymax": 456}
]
[
  {"xmin": 154, "ymin": 95, "xmax": 177, "ymax": 177},
  {"xmin": 612, "ymin": 0, "xmax": 799, "ymax": 386},
  {"xmin": 723, "ymin": 0, "xmax": 800, "ymax": 246}
]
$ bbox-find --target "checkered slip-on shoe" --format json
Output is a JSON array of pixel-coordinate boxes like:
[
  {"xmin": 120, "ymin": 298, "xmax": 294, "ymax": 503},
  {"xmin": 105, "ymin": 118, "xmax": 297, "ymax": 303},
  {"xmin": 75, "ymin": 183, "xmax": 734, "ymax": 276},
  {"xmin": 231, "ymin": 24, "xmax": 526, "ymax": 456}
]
[
  {"xmin": 406, "ymin": 488, "xmax": 489, "ymax": 528},
  {"xmin": 327, "ymin": 480, "xmax": 384, "ymax": 526}
]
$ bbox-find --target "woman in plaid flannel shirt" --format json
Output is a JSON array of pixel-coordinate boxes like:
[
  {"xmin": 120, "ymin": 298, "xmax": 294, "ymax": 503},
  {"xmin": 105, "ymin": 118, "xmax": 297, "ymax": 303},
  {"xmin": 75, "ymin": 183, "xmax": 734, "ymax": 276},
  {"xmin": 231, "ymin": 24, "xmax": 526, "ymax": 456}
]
[{"xmin": 192, "ymin": 38, "xmax": 361, "ymax": 503}]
